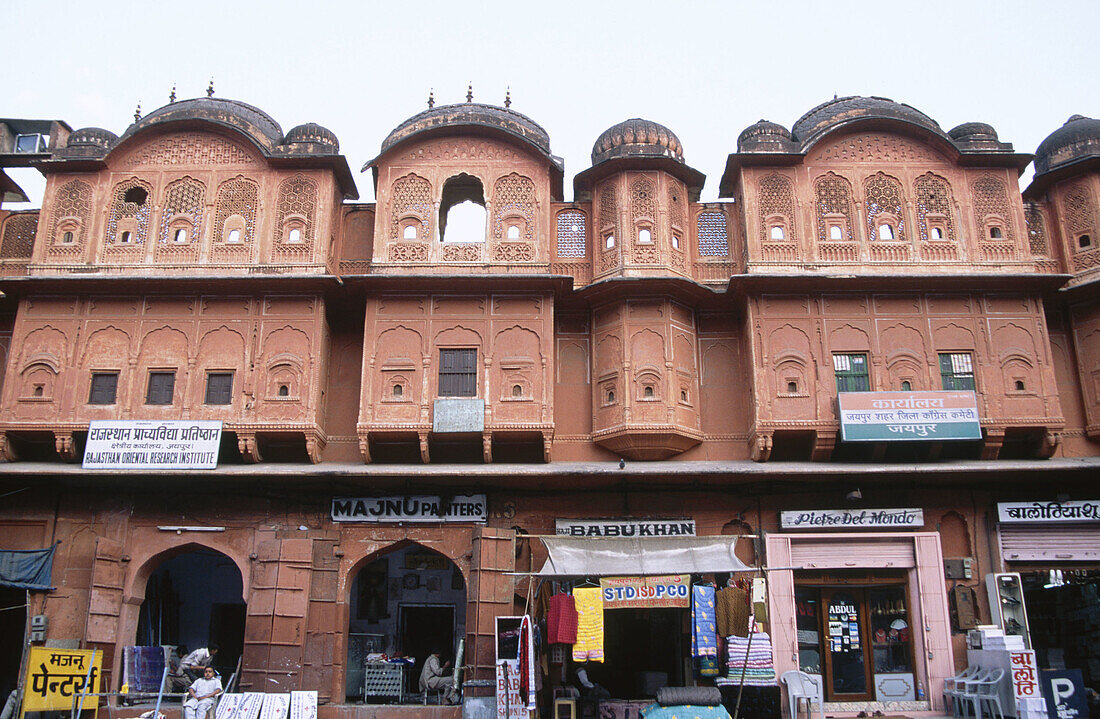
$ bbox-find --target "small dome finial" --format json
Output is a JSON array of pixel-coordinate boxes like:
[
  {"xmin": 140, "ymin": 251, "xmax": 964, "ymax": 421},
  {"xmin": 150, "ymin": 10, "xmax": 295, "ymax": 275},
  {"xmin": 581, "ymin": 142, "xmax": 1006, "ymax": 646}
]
[
  {"xmin": 505, "ymin": 86, "xmax": 511, "ymax": 108},
  {"xmin": 466, "ymin": 82, "xmax": 473, "ymax": 103},
  {"xmin": 428, "ymin": 89, "xmax": 434, "ymax": 109},
  {"xmin": 134, "ymin": 102, "xmax": 142, "ymax": 123},
  {"xmin": 207, "ymin": 77, "xmax": 215, "ymax": 97},
  {"xmin": 169, "ymin": 85, "xmax": 176, "ymax": 103}
]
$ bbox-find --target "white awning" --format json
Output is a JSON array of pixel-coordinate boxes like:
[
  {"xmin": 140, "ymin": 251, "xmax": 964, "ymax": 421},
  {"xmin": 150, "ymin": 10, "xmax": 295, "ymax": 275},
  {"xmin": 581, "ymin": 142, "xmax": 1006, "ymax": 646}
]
[{"xmin": 537, "ymin": 536, "xmax": 752, "ymax": 577}]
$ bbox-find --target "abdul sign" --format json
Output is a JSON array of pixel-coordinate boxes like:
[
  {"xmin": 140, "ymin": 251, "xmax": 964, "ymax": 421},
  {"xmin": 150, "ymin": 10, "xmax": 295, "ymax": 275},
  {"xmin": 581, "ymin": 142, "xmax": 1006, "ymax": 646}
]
[{"xmin": 838, "ymin": 391, "xmax": 981, "ymax": 442}]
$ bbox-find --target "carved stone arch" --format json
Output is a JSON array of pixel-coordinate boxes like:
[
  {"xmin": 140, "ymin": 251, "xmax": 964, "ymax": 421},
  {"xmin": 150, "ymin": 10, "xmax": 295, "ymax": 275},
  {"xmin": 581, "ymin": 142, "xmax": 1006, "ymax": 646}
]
[
  {"xmin": 864, "ymin": 171, "xmax": 907, "ymax": 242},
  {"xmin": 19, "ymin": 326, "xmax": 68, "ymax": 367},
  {"xmin": 595, "ymin": 334, "xmax": 622, "ymax": 377},
  {"xmin": 828, "ymin": 323, "xmax": 872, "ymax": 352},
  {"xmin": 124, "ymin": 540, "xmax": 250, "ymax": 604},
  {"xmin": 758, "ymin": 173, "xmax": 796, "ymax": 243},
  {"xmin": 993, "ymin": 322, "xmax": 1038, "ymax": 359},
  {"xmin": 47, "ymin": 179, "xmax": 93, "ymax": 251},
  {"xmin": 435, "ymin": 325, "xmax": 482, "ymax": 348},
  {"xmin": 880, "ymin": 323, "xmax": 927, "ymax": 359},
  {"xmin": 376, "ymin": 325, "xmax": 424, "ymax": 357},
  {"xmin": 273, "ymin": 175, "xmax": 317, "ymax": 250},
  {"xmin": 346, "ymin": 538, "xmax": 469, "ymax": 595},
  {"xmin": 138, "ymin": 325, "xmax": 190, "ymax": 358},
  {"xmin": 491, "ymin": 173, "xmax": 537, "ymax": 241},
  {"xmin": 630, "ymin": 327, "xmax": 666, "ymax": 369},
  {"xmin": 106, "ymin": 176, "xmax": 155, "ymax": 245},
  {"xmin": 971, "ymin": 175, "xmax": 1016, "ymax": 243},
  {"xmin": 158, "ymin": 175, "xmax": 205, "ymax": 245},
  {"xmin": 389, "ymin": 173, "xmax": 434, "ymax": 241},
  {"xmin": 936, "ymin": 510, "xmax": 972, "ymax": 558},
  {"xmin": 82, "ymin": 325, "xmax": 133, "ymax": 366},
  {"xmin": 933, "ymin": 322, "xmax": 977, "ymax": 351},
  {"xmin": 914, "ymin": 172, "xmax": 957, "ymax": 242},
  {"xmin": 213, "ymin": 175, "xmax": 259, "ymax": 247},
  {"xmin": 556, "ymin": 340, "xmax": 589, "ymax": 385},
  {"xmin": 814, "ymin": 171, "xmax": 856, "ymax": 243}
]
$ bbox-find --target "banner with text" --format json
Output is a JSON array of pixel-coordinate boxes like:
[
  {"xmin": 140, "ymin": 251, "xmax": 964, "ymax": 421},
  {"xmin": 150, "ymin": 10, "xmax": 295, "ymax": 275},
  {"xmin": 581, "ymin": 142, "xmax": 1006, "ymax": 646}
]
[
  {"xmin": 331, "ymin": 495, "xmax": 487, "ymax": 523},
  {"xmin": 838, "ymin": 391, "xmax": 981, "ymax": 442},
  {"xmin": 22, "ymin": 646, "xmax": 101, "ymax": 715},
  {"xmin": 555, "ymin": 518, "xmax": 696, "ymax": 537},
  {"xmin": 998, "ymin": 501, "xmax": 1100, "ymax": 523},
  {"xmin": 781, "ymin": 508, "xmax": 924, "ymax": 530},
  {"xmin": 83, "ymin": 420, "xmax": 222, "ymax": 470},
  {"xmin": 600, "ymin": 575, "xmax": 691, "ymax": 608}
]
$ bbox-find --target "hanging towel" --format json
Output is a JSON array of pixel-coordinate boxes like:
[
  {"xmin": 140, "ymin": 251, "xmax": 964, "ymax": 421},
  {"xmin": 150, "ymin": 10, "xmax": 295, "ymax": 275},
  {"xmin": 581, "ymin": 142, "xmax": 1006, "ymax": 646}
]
[
  {"xmin": 716, "ymin": 586, "xmax": 750, "ymax": 638},
  {"xmin": 572, "ymin": 587, "xmax": 605, "ymax": 662},
  {"xmin": 548, "ymin": 593, "xmax": 578, "ymax": 644},
  {"xmin": 692, "ymin": 585, "xmax": 718, "ymax": 657}
]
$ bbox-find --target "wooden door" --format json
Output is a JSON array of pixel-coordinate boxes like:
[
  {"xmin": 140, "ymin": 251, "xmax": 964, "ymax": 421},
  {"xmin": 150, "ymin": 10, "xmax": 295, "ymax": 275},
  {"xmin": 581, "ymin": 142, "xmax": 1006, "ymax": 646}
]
[{"xmin": 821, "ymin": 588, "xmax": 874, "ymax": 701}]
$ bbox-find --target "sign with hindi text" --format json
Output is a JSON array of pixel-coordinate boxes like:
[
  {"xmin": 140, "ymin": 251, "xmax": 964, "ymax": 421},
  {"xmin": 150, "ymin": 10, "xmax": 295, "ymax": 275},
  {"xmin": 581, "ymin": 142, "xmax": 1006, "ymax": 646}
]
[
  {"xmin": 1011, "ymin": 650, "xmax": 1041, "ymax": 699},
  {"xmin": 83, "ymin": 420, "xmax": 221, "ymax": 469},
  {"xmin": 838, "ymin": 391, "xmax": 981, "ymax": 442},
  {"xmin": 600, "ymin": 575, "xmax": 691, "ymax": 608},
  {"xmin": 22, "ymin": 647, "xmax": 101, "ymax": 715},
  {"xmin": 998, "ymin": 501, "xmax": 1100, "ymax": 523}
]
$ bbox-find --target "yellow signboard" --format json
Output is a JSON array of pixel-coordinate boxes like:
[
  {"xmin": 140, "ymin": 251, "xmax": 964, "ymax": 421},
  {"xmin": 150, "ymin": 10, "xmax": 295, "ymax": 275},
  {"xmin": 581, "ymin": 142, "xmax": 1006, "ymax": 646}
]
[{"xmin": 21, "ymin": 646, "xmax": 101, "ymax": 716}]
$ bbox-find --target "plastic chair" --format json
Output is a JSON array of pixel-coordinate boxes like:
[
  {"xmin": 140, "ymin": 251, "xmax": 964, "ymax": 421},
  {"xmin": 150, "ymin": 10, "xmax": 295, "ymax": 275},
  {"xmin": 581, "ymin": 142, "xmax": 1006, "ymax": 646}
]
[
  {"xmin": 780, "ymin": 670, "xmax": 824, "ymax": 719},
  {"xmin": 955, "ymin": 668, "xmax": 994, "ymax": 718},
  {"xmin": 971, "ymin": 668, "xmax": 1006, "ymax": 719},
  {"xmin": 944, "ymin": 665, "xmax": 980, "ymax": 717}
]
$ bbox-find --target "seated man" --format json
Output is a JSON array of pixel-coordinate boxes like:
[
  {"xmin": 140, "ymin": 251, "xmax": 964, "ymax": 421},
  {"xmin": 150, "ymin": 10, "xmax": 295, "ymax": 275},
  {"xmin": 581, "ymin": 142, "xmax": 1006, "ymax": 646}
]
[
  {"xmin": 165, "ymin": 645, "xmax": 190, "ymax": 693},
  {"xmin": 419, "ymin": 648, "xmax": 458, "ymax": 704},
  {"xmin": 180, "ymin": 644, "xmax": 219, "ymax": 682},
  {"xmin": 183, "ymin": 666, "xmax": 222, "ymax": 719}
]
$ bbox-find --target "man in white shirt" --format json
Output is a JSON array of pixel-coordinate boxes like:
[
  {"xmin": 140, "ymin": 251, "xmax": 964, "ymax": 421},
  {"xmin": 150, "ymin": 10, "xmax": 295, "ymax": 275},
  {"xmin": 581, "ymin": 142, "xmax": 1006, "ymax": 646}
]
[
  {"xmin": 181, "ymin": 645, "xmax": 219, "ymax": 682},
  {"xmin": 183, "ymin": 666, "xmax": 222, "ymax": 719},
  {"xmin": 419, "ymin": 648, "xmax": 458, "ymax": 704}
]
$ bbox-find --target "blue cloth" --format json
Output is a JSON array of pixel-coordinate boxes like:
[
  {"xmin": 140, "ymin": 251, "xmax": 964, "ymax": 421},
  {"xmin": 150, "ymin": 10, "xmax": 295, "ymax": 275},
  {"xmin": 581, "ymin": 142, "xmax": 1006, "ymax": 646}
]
[
  {"xmin": 0, "ymin": 543, "xmax": 57, "ymax": 590},
  {"xmin": 692, "ymin": 585, "xmax": 718, "ymax": 657},
  {"xmin": 125, "ymin": 646, "xmax": 168, "ymax": 693},
  {"xmin": 642, "ymin": 703, "xmax": 732, "ymax": 719}
]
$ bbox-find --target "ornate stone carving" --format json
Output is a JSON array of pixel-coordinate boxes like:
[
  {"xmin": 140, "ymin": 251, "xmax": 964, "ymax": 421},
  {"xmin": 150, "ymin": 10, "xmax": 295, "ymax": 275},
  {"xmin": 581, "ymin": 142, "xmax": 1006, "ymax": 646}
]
[
  {"xmin": 388, "ymin": 242, "xmax": 428, "ymax": 262},
  {"xmin": 492, "ymin": 242, "xmax": 534, "ymax": 262},
  {"xmin": 758, "ymin": 173, "xmax": 795, "ymax": 243},
  {"xmin": 123, "ymin": 133, "xmax": 258, "ymax": 166},
  {"xmin": 813, "ymin": 134, "xmax": 940, "ymax": 164},
  {"xmin": 443, "ymin": 243, "xmax": 481, "ymax": 262}
]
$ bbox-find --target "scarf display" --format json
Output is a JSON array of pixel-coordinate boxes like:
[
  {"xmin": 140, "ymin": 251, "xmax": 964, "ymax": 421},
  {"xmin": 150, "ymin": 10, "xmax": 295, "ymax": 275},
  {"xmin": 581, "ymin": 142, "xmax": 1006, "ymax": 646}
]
[
  {"xmin": 547, "ymin": 593, "xmax": 578, "ymax": 644},
  {"xmin": 692, "ymin": 585, "xmax": 718, "ymax": 657},
  {"xmin": 715, "ymin": 631, "xmax": 776, "ymax": 687},
  {"xmin": 572, "ymin": 587, "xmax": 605, "ymax": 662}
]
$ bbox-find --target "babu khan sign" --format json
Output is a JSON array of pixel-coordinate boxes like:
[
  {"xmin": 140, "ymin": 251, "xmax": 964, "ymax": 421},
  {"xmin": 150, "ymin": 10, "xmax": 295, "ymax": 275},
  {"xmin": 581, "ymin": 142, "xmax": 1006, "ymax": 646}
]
[{"xmin": 838, "ymin": 391, "xmax": 981, "ymax": 442}]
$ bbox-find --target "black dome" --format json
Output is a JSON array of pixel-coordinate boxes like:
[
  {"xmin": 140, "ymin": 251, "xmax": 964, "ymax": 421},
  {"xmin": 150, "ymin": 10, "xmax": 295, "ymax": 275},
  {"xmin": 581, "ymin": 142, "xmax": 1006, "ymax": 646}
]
[
  {"xmin": 949, "ymin": 122, "xmax": 999, "ymax": 142},
  {"xmin": 737, "ymin": 119, "xmax": 793, "ymax": 152},
  {"xmin": 380, "ymin": 102, "xmax": 551, "ymax": 157},
  {"xmin": 67, "ymin": 127, "xmax": 118, "ymax": 149},
  {"xmin": 119, "ymin": 97, "xmax": 284, "ymax": 151},
  {"xmin": 1034, "ymin": 115, "xmax": 1100, "ymax": 177},
  {"xmin": 285, "ymin": 122, "xmax": 339, "ymax": 150},
  {"xmin": 591, "ymin": 118, "xmax": 684, "ymax": 165},
  {"xmin": 792, "ymin": 95, "xmax": 944, "ymax": 145}
]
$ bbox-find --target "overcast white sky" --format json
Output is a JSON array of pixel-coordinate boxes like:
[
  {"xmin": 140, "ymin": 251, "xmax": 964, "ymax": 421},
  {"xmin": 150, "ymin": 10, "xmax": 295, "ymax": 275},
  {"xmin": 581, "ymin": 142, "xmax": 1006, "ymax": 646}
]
[{"xmin": 4, "ymin": 0, "xmax": 1098, "ymax": 206}]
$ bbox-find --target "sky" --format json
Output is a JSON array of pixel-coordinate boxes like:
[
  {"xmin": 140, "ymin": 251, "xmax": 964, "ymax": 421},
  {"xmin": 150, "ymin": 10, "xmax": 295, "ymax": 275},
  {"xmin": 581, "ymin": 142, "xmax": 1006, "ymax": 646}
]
[{"xmin": 4, "ymin": 0, "xmax": 1098, "ymax": 207}]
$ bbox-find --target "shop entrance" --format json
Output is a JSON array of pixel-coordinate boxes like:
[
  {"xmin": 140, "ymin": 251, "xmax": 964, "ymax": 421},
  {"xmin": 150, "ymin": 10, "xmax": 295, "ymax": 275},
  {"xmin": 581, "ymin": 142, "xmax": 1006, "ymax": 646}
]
[
  {"xmin": 346, "ymin": 543, "xmax": 466, "ymax": 702},
  {"xmin": 599, "ymin": 608, "xmax": 685, "ymax": 698},
  {"xmin": 0, "ymin": 587, "xmax": 26, "ymax": 703},
  {"xmin": 135, "ymin": 548, "xmax": 246, "ymax": 677},
  {"xmin": 1021, "ymin": 569, "xmax": 1100, "ymax": 688},
  {"xmin": 795, "ymin": 574, "xmax": 915, "ymax": 703}
]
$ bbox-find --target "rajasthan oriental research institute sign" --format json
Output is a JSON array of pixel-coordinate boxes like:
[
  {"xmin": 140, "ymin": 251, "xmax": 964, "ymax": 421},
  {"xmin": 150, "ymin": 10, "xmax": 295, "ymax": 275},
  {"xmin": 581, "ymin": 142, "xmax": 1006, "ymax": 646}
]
[
  {"xmin": 838, "ymin": 391, "xmax": 981, "ymax": 442},
  {"xmin": 82, "ymin": 420, "xmax": 222, "ymax": 470}
]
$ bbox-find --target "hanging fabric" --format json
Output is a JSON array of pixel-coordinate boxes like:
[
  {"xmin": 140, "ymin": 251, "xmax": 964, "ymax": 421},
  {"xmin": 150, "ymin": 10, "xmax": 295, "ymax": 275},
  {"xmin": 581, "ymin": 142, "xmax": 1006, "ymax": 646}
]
[
  {"xmin": 716, "ymin": 585, "xmax": 750, "ymax": 638},
  {"xmin": 692, "ymin": 584, "xmax": 718, "ymax": 658},
  {"xmin": 716, "ymin": 631, "xmax": 777, "ymax": 687},
  {"xmin": 547, "ymin": 593, "xmax": 578, "ymax": 644},
  {"xmin": 572, "ymin": 587, "xmax": 605, "ymax": 662}
]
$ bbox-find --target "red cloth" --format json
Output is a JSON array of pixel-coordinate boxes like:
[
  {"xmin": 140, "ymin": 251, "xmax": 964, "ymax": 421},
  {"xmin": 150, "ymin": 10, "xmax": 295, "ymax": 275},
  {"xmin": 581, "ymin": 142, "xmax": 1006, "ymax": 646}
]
[{"xmin": 547, "ymin": 593, "xmax": 578, "ymax": 644}]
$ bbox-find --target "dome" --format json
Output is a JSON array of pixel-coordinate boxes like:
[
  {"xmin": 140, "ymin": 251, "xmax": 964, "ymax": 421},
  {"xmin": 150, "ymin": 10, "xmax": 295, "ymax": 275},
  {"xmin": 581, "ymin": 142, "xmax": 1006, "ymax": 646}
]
[
  {"xmin": 285, "ymin": 122, "xmax": 339, "ymax": 151},
  {"xmin": 379, "ymin": 102, "xmax": 552, "ymax": 158},
  {"xmin": 737, "ymin": 119, "xmax": 793, "ymax": 152},
  {"xmin": 949, "ymin": 122, "xmax": 999, "ymax": 142},
  {"xmin": 791, "ymin": 95, "xmax": 944, "ymax": 145},
  {"xmin": 66, "ymin": 127, "xmax": 118, "ymax": 149},
  {"xmin": 1034, "ymin": 115, "xmax": 1100, "ymax": 177},
  {"xmin": 591, "ymin": 118, "xmax": 684, "ymax": 165},
  {"xmin": 119, "ymin": 97, "xmax": 284, "ymax": 151}
]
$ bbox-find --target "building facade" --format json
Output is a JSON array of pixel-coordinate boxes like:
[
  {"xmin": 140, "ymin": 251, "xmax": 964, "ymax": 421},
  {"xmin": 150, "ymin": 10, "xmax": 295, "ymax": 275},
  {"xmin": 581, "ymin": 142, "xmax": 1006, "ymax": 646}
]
[{"xmin": 0, "ymin": 95, "xmax": 1098, "ymax": 717}]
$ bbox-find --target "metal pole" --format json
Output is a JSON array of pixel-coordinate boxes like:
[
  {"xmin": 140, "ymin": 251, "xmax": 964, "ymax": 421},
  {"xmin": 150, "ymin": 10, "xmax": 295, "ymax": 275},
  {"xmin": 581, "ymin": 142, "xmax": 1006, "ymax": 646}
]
[
  {"xmin": 72, "ymin": 649, "xmax": 97, "ymax": 719},
  {"xmin": 153, "ymin": 660, "xmax": 169, "ymax": 719}
]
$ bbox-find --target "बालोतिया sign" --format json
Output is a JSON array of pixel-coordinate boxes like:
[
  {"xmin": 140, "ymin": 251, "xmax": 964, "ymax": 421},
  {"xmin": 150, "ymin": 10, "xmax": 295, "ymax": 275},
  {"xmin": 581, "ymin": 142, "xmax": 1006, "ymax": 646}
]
[
  {"xmin": 600, "ymin": 575, "xmax": 691, "ymax": 608},
  {"xmin": 331, "ymin": 495, "xmax": 487, "ymax": 523},
  {"xmin": 21, "ymin": 646, "xmax": 101, "ymax": 716},
  {"xmin": 781, "ymin": 508, "xmax": 924, "ymax": 530},
  {"xmin": 838, "ymin": 391, "xmax": 981, "ymax": 442},
  {"xmin": 998, "ymin": 501, "xmax": 1100, "ymax": 523},
  {"xmin": 82, "ymin": 420, "xmax": 222, "ymax": 470}
]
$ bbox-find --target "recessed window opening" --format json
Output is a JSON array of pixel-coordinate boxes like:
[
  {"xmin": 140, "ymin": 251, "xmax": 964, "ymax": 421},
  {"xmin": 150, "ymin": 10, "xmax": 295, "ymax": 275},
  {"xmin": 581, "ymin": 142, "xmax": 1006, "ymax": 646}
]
[
  {"xmin": 989, "ymin": 226, "xmax": 1003, "ymax": 239},
  {"xmin": 1015, "ymin": 380, "xmax": 1026, "ymax": 391},
  {"xmin": 403, "ymin": 224, "xmax": 418, "ymax": 240},
  {"xmin": 226, "ymin": 229, "xmax": 241, "ymax": 243},
  {"xmin": 507, "ymin": 225, "xmax": 520, "ymax": 240},
  {"xmin": 833, "ymin": 353, "xmax": 870, "ymax": 392},
  {"xmin": 123, "ymin": 187, "xmax": 148, "ymax": 205},
  {"xmin": 439, "ymin": 348, "xmax": 477, "ymax": 397},
  {"xmin": 605, "ymin": 234, "xmax": 615, "ymax": 249},
  {"xmin": 146, "ymin": 371, "xmax": 176, "ymax": 405},
  {"xmin": 512, "ymin": 384, "xmax": 522, "ymax": 397},
  {"xmin": 33, "ymin": 385, "xmax": 43, "ymax": 397},
  {"xmin": 770, "ymin": 226, "xmax": 785, "ymax": 241},
  {"xmin": 829, "ymin": 225, "xmax": 843, "ymax": 240},
  {"xmin": 638, "ymin": 228, "xmax": 652, "ymax": 244},
  {"xmin": 606, "ymin": 389, "xmax": 615, "ymax": 404},
  {"xmin": 787, "ymin": 381, "xmax": 798, "ymax": 393},
  {"xmin": 205, "ymin": 372, "xmax": 234, "ymax": 405},
  {"xmin": 393, "ymin": 384, "xmax": 403, "ymax": 397},
  {"xmin": 901, "ymin": 380, "xmax": 912, "ymax": 391},
  {"xmin": 672, "ymin": 234, "xmax": 681, "ymax": 250},
  {"xmin": 939, "ymin": 353, "xmax": 975, "ymax": 391},
  {"xmin": 120, "ymin": 231, "xmax": 133, "ymax": 244},
  {"xmin": 931, "ymin": 227, "xmax": 944, "ymax": 240},
  {"xmin": 89, "ymin": 372, "xmax": 119, "ymax": 405},
  {"xmin": 1080, "ymin": 234, "xmax": 1092, "ymax": 249},
  {"xmin": 643, "ymin": 385, "xmax": 654, "ymax": 398},
  {"xmin": 680, "ymin": 389, "xmax": 688, "ymax": 402},
  {"xmin": 440, "ymin": 174, "xmax": 486, "ymax": 243},
  {"xmin": 173, "ymin": 228, "xmax": 187, "ymax": 243},
  {"xmin": 62, "ymin": 231, "xmax": 74, "ymax": 244},
  {"xmin": 278, "ymin": 384, "xmax": 289, "ymax": 397},
  {"xmin": 287, "ymin": 228, "xmax": 302, "ymax": 243},
  {"xmin": 879, "ymin": 223, "xmax": 895, "ymax": 240}
]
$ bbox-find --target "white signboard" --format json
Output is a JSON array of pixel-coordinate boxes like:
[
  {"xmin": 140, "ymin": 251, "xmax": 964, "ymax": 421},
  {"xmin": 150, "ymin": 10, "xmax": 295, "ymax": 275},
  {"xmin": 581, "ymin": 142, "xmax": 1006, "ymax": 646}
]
[
  {"xmin": 555, "ymin": 518, "xmax": 696, "ymax": 537},
  {"xmin": 331, "ymin": 495, "xmax": 487, "ymax": 523},
  {"xmin": 289, "ymin": 691, "xmax": 317, "ymax": 719},
  {"xmin": 781, "ymin": 508, "xmax": 924, "ymax": 529},
  {"xmin": 82, "ymin": 420, "xmax": 222, "ymax": 470},
  {"xmin": 998, "ymin": 501, "xmax": 1100, "ymax": 523},
  {"xmin": 259, "ymin": 694, "xmax": 290, "ymax": 719}
]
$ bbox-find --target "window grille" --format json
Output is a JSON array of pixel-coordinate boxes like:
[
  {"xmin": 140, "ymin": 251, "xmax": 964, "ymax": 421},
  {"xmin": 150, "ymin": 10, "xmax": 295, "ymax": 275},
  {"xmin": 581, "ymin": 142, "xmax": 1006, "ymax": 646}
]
[
  {"xmin": 146, "ymin": 372, "xmax": 176, "ymax": 405},
  {"xmin": 697, "ymin": 212, "xmax": 729, "ymax": 256},
  {"xmin": 439, "ymin": 349, "xmax": 477, "ymax": 397},
  {"xmin": 89, "ymin": 373, "xmax": 119, "ymax": 405},
  {"xmin": 833, "ymin": 353, "xmax": 870, "ymax": 392},
  {"xmin": 939, "ymin": 353, "xmax": 976, "ymax": 391},
  {"xmin": 556, "ymin": 211, "xmax": 586, "ymax": 257},
  {"xmin": 205, "ymin": 372, "xmax": 234, "ymax": 405}
]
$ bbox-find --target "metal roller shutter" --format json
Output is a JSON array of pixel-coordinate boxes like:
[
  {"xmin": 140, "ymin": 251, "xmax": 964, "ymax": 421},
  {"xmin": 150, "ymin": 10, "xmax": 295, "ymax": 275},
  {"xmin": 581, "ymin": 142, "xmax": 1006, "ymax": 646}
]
[{"xmin": 999, "ymin": 525, "xmax": 1100, "ymax": 562}]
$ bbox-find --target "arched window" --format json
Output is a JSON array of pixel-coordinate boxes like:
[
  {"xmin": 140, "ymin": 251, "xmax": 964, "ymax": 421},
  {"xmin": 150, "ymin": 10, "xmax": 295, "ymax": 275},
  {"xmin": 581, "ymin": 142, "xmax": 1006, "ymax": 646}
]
[
  {"xmin": 507, "ymin": 225, "xmax": 520, "ymax": 240},
  {"xmin": 638, "ymin": 228, "xmax": 652, "ymax": 244},
  {"xmin": 403, "ymin": 224, "xmax": 418, "ymax": 240},
  {"xmin": 829, "ymin": 225, "xmax": 843, "ymax": 240},
  {"xmin": 931, "ymin": 227, "xmax": 944, "ymax": 240},
  {"xmin": 1080, "ymin": 234, "xmax": 1093, "ymax": 249},
  {"xmin": 770, "ymin": 226, "xmax": 785, "ymax": 241},
  {"xmin": 990, "ymin": 226, "xmax": 1003, "ymax": 239},
  {"xmin": 879, "ymin": 224, "xmax": 894, "ymax": 240},
  {"xmin": 440, "ymin": 174, "xmax": 486, "ymax": 243},
  {"xmin": 173, "ymin": 228, "xmax": 187, "ymax": 243},
  {"xmin": 227, "ymin": 229, "xmax": 241, "ymax": 243},
  {"xmin": 287, "ymin": 227, "xmax": 302, "ymax": 243}
]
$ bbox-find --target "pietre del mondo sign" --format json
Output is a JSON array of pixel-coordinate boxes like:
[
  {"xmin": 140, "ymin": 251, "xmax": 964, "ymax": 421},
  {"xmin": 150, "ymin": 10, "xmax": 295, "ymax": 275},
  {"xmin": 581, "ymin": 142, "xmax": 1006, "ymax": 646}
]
[
  {"xmin": 82, "ymin": 420, "xmax": 222, "ymax": 470},
  {"xmin": 331, "ymin": 495, "xmax": 487, "ymax": 523},
  {"xmin": 781, "ymin": 508, "xmax": 924, "ymax": 529}
]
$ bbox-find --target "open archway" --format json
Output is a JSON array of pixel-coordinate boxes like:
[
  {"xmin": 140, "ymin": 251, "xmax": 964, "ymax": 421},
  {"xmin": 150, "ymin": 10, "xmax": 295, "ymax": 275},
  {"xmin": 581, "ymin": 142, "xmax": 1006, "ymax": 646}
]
[
  {"xmin": 346, "ymin": 542, "xmax": 467, "ymax": 702},
  {"xmin": 134, "ymin": 546, "xmax": 246, "ymax": 678}
]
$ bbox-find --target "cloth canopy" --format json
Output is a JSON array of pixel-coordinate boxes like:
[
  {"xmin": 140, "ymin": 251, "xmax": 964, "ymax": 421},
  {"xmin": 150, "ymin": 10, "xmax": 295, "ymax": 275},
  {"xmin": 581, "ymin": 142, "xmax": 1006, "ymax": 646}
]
[
  {"xmin": 537, "ymin": 536, "xmax": 752, "ymax": 577},
  {"xmin": 0, "ymin": 543, "xmax": 58, "ymax": 590}
]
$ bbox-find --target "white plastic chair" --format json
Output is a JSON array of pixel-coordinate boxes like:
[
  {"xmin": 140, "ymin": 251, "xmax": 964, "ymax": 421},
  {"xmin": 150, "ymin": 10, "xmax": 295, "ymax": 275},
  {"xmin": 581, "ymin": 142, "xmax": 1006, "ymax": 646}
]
[
  {"xmin": 944, "ymin": 665, "xmax": 980, "ymax": 717},
  {"xmin": 780, "ymin": 670, "xmax": 824, "ymax": 719},
  {"xmin": 955, "ymin": 668, "xmax": 994, "ymax": 718},
  {"xmin": 971, "ymin": 668, "xmax": 1006, "ymax": 719}
]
